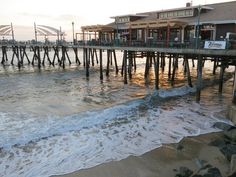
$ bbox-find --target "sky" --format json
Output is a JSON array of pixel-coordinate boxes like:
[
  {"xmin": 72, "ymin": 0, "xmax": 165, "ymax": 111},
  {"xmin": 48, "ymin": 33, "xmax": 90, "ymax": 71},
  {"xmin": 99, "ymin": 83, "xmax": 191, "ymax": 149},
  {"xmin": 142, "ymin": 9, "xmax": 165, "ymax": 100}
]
[{"xmin": 0, "ymin": 0, "xmax": 233, "ymax": 41}]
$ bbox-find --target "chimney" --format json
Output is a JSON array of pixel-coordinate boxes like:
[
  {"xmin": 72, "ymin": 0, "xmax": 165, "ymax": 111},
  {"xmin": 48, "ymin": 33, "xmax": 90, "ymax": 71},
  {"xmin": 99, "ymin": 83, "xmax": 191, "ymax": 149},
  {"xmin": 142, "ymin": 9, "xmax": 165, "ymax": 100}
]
[{"xmin": 186, "ymin": 2, "xmax": 191, "ymax": 7}]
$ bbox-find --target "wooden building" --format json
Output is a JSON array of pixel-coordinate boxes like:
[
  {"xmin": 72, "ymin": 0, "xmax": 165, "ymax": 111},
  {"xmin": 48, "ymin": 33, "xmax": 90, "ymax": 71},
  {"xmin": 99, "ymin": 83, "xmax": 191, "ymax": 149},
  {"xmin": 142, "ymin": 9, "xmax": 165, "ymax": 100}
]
[{"xmin": 81, "ymin": 1, "xmax": 236, "ymax": 47}]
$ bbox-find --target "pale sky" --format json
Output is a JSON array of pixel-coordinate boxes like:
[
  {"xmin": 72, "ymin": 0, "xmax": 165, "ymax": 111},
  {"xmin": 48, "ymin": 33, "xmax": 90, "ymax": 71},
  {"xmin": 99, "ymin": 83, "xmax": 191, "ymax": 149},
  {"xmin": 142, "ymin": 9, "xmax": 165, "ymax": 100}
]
[{"xmin": 0, "ymin": 0, "xmax": 233, "ymax": 41}]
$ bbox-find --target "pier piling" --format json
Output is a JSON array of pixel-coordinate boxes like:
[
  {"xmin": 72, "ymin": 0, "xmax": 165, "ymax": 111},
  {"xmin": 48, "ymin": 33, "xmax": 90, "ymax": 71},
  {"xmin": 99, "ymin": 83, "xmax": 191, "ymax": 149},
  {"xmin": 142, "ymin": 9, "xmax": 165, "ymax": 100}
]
[
  {"xmin": 73, "ymin": 47, "xmax": 81, "ymax": 65},
  {"xmin": 233, "ymin": 66, "xmax": 236, "ymax": 104},
  {"xmin": 196, "ymin": 54, "xmax": 203, "ymax": 102},
  {"xmin": 171, "ymin": 54, "xmax": 178, "ymax": 85},
  {"xmin": 184, "ymin": 56, "xmax": 193, "ymax": 87},
  {"xmin": 154, "ymin": 52, "xmax": 160, "ymax": 90},
  {"xmin": 123, "ymin": 50, "xmax": 128, "ymax": 84},
  {"xmin": 99, "ymin": 49, "xmax": 103, "ymax": 80},
  {"xmin": 85, "ymin": 48, "xmax": 89, "ymax": 77},
  {"xmin": 52, "ymin": 46, "xmax": 60, "ymax": 66},
  {"xmin": 1, "ymin": 46, "xmax": 8, "ymax": 64},
  {"xmin": 42, "ymin": 46, "xmax": 52, "ymax": 66},
  {"xmin": 168, "ymin": 54, "xmax": 172, "ymax": 79},
  {"xmin": 113, "ymin": 50, "xmax": 119, "ymax": 74},
  {"xmin": 106, "ymin": 50, "xmax": 110, "ymax": 76},
  {"xmin": 219, "ymin": 60, "xmax": 226, "ymax": 93}
]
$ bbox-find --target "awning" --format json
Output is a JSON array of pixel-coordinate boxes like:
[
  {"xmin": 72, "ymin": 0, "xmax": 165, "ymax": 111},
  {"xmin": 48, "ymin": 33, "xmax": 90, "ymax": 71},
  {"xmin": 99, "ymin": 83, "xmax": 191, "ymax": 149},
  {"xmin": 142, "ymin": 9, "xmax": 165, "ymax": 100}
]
[{"xmin": 81, "ymin": 25, "xmax": 114, "ymax": 32}]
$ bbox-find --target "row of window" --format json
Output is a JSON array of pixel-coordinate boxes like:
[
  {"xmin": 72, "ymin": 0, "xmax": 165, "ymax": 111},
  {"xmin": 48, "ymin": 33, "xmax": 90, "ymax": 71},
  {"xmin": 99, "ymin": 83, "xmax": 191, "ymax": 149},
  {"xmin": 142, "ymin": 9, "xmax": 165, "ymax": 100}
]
[
  {"xmin": 159, "ymin": 9, "xmax": 194, "ymax": 19},
  {"xmin": 116, "ymin": 17, "xmax": 130, "ymax": 23}
]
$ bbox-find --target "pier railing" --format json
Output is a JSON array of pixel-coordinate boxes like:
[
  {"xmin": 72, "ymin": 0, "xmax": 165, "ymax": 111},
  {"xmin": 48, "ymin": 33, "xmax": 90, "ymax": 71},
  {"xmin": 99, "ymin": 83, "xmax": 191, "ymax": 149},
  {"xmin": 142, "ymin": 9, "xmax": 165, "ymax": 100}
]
[
  {"xmin": 75, "ymin": 39, "xmax": 235, "ymax": 50},
  {"xmin": 0, "ymin": 39, "xmax": 235, "ymax": 51}
]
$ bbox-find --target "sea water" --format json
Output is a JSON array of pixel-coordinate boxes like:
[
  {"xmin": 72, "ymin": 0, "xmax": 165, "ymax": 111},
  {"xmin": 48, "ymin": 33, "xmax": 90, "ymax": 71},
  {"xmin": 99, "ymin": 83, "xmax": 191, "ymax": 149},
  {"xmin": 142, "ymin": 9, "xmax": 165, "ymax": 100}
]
[{"xmin": 0, "ymin": 49, "xmax": 234, "ymax": 177}]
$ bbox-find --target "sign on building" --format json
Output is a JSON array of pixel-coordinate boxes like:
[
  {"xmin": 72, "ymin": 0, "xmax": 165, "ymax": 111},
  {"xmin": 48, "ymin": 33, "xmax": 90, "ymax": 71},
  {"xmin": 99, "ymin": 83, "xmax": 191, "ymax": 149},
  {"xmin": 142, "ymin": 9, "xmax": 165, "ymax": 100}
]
[{"xmin": 204, "ymin": 41, "xmax": 226, "ymax": 49}]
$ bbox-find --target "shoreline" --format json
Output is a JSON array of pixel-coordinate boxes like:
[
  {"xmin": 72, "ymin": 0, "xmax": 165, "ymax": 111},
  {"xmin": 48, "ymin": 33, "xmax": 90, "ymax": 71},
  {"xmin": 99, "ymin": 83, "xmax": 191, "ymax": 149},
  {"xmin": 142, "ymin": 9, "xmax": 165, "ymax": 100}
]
[{"xmin": 52, "ymin": 127, "xmax": 236, "ymax": 177}]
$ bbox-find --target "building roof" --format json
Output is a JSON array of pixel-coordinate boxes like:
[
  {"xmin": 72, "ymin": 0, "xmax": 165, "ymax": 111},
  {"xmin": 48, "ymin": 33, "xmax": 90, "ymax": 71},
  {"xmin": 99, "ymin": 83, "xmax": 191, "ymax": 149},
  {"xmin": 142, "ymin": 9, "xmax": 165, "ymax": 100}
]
[
  {"xmin": 81, "ymin": 1, "xmax": 236, "ymax": 32},
  {"xmin": 110, "ymin": 14, "xmax": 148, "ymax": 19},
  {"xmin": 138, "ymin": 1, "xmax": 236, "ymax": 25},
  {"xmin": 185, "ymin": 1, "xmax": 236, "ymax": 25}
]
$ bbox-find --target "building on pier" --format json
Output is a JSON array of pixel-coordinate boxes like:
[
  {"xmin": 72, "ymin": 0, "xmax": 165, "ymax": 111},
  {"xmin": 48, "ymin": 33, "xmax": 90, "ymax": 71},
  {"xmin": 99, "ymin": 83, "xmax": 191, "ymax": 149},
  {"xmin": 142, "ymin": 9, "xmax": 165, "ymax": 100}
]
[{"xmin": 80, "ymin": 1, "xmax": 236, "ymax": 48}]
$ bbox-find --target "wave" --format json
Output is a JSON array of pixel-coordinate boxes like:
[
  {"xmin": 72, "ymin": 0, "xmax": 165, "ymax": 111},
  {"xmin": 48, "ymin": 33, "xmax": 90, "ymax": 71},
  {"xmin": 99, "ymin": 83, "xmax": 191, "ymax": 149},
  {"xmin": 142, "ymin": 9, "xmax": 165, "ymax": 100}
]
[{"xmin": 0, "ymin": 78, "xmax": 234, "ymax": 177}]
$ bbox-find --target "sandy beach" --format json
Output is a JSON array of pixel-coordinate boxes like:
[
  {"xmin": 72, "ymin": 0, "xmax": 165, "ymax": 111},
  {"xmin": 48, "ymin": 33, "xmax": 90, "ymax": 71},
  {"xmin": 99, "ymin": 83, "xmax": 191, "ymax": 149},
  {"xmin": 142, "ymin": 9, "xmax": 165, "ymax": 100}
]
[{"xmin": 53, "ymin": 126, "xmax": 236, "ymax": 177}]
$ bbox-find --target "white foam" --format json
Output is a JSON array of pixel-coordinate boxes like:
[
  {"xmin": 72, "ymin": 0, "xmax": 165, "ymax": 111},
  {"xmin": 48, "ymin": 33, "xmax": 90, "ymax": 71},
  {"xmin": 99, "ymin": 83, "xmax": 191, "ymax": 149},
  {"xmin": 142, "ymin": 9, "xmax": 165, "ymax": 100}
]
[
  {"xmin": 0, "ymin": 91, "xmax": 231, "ymax": 177},
  {"xmin": 154, "ymin": 85, "xmax": 196, "ymax": 98}
]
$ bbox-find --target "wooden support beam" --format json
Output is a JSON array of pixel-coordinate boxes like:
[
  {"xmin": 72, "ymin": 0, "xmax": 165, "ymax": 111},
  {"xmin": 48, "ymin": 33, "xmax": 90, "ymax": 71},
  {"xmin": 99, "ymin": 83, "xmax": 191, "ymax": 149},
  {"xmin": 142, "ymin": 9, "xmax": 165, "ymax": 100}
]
[
  {"xmin": 133, "ymin": 52, "xmax": 137, "ymax": 71},
  {"xmin": 37, "ymin": 46, "xmax": 41, "ymax": 69},
  {"xmin": 171, "ymin": 54, "xmax": 178, "ymax": 85},
  {"xmin": 113, "ymin": 50, "xmax": 119, "ymax": 74},
  {"xmin": 11, "ymin": 46, "xmax": 21, "ymax": 68},
  {"xmin": 128, "ymin": 51, "xmax": 132, "ymax": 79},
  {"xmin": 52, "ymin": 46, "xmax": 60, "ymax": 66},
  {"xmin": 233, "ymin": 66, "xmax": 236, "ymax": 104},
  {"xmin": 31, "ymin": 46, "xmax": 36, "ymax": 66},
  {"xmin": 85, "ymin": 48, "xmax": 89, "ymax": 77},
  {"xmin": 184, "ymin": 56, "xmax": 193, "ymax": 87},
  {"xmin": 168, "ymin": 54, "xmax": 172, "ymax": 79},
  {"xmin": 161, "ymin": 53, "xmax": 165, "ymax": 72},
  {"xmin": 1, "ymin": 46, "xmax": 8, "ymax": 65},
  {"xmin": 42, "ymin": 46, "xmax": 52, "ymax": 66},
  {"xmin": 19, "ymin": 46, "xmax": 24, "ymax": 65},
  {"xmin": 20, "ymin": 46, "xmax": 30, "ymax": 65},
  {"xmin": 124, "ymin": 50, "xmax": 128, "ymax": 84},
  {"xmin": 110, "ymin": 50, "xmax": 113, "ymax": 66},
  {"xmin": 61, "ymin": 46, "xmax": 66, "ymax": 69},
  {"xmin": 213, "ymin": 57, "xmax": 218, "ymax": 75},
  {"xmin": 192, "ymin": 59, "xmax": 195, "ymax": 67},
  {"xmin": 121, "ymin": 51, "xmax": 124, "ymax": 76},
  {"xmin": 153, "ymin": 52, "xmax": 160, "ymax": 90},
  {"xmin": 219, "ymin": 60, "xmax": 226, "ymax": 93},
  {"xmin": 149, "ymin": 53, "xmax": 153, "ymax": 67},
  {"xmin": 90, "ymin": 48, "xmax": 94, "ymax": 66},
  {"xmin": 94, "ymin": 49, "xmax": 99, "ymax": 64},
  {"xmin": 65, "ymin": 47, "xmax": 71, "ymax": 65},
  {"xmin": 183, "ymin": 58, "xmax": 187, "ymax": 75},
  {"xmin": 73, "ymin": 47, "xmax": 81, "ymax": 65},
  {"xmin": 106, "ymin": 50, "xmax": 110, "ymax": 76},
  {"xmin": 144, "ymin": 52, "xmax": 150, "ymax": 78},
  {"xmin": 99, "ymin": 49, "xmax": 103, "ymax": 80},
  {"xmin": 83, "ymin": 48, "xmax": 86, "ymax": 67},
  {"xmin": 196, "ymin": 54, "xmax": 203, "ymax": 102},
  {"xmin": 87, "ymin": 48, "xmax": 91, "ymax": 65}
]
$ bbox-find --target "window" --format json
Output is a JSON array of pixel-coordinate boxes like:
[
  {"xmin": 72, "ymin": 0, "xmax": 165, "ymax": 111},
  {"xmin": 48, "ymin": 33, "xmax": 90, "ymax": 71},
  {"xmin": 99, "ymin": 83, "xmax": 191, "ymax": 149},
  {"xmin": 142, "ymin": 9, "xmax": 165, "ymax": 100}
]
[
  {"xmin": 185, "ymin": 10, "xmax": 193, "ymax": 16},
  {"xmin": 159, "ymin": 9, "xmax": 193, "ymax": 19},
  {"xmin": 168, "ymin": 12, "xmax": 173, "ymax": 17},
  {"xmin": 177, "ymin": 11, "xmax": 184, "ymax": 16}
]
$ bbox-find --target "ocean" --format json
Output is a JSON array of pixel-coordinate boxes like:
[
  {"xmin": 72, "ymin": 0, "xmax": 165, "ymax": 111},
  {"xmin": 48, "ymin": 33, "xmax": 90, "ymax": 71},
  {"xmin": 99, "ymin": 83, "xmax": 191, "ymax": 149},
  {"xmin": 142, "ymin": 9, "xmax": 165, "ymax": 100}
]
[{"xmin": 0, "ymin": 49, "xmax": 234, "ymax": 177}]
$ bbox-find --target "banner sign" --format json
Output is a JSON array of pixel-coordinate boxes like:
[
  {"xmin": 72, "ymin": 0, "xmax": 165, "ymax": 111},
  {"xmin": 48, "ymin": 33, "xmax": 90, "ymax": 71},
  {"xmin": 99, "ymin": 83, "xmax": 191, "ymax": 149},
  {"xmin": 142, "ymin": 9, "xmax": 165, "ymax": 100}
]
[{"xmin": 204, "ymin": 41, "xmax": 226, "ymax": 49}]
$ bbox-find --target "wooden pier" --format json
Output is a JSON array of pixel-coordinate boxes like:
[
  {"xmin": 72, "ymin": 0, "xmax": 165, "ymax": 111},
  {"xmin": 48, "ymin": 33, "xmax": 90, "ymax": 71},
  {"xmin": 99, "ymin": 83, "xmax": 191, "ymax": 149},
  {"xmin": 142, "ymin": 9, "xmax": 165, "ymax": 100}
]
[{"xmin": 1, "ymin": 44, "xmax": 236, "ymax": 103}]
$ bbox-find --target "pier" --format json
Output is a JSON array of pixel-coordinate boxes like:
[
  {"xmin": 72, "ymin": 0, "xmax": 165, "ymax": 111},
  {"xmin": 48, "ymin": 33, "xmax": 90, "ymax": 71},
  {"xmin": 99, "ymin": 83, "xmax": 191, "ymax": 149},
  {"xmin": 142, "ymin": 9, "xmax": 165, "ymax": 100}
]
[{"xmin": 1, "ymin": 43, "xmax": 236, "ymax": 103}]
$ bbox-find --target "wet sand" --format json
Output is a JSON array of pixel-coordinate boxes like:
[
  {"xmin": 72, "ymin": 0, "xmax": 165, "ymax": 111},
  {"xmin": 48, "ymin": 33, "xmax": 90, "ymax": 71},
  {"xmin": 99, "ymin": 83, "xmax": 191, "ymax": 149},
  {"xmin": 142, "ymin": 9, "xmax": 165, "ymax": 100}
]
[{"xmin": 53, "ymin": 132, "xmax": 233, "ymax": 177}]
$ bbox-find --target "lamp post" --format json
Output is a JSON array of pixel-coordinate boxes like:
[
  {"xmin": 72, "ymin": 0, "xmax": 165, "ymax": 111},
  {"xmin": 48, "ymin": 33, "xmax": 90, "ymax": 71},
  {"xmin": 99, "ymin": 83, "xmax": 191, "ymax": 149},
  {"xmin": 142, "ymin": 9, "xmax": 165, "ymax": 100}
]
[
  {"xmin": 195, "ymin": 5, "xmax": 202, "ymax": 49},
  {"xmin": 116, "ymin": 17, "xmax": 119, "ymax": 39},
  {"xmin": 72, "ymin": 21, "xmax": 75, "ymax": 45},
  {"xmin": 34, "ymin": 22, "xmax": 37, "ymax": 44},
  {"xmin": 115, "ymin": 17, "xmax": 119, "ymax": 46},
  {"xmin": 11, "ymin": 22, "xmax": 15, "ymax": 43}
]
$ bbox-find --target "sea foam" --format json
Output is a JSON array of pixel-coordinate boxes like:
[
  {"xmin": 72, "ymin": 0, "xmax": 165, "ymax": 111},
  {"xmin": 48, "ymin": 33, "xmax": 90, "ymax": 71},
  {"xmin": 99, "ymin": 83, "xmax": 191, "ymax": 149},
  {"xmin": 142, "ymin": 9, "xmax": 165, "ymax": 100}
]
[{"xmin": 0, "ymin": 84, "xmax": 231, "ymax": 177}]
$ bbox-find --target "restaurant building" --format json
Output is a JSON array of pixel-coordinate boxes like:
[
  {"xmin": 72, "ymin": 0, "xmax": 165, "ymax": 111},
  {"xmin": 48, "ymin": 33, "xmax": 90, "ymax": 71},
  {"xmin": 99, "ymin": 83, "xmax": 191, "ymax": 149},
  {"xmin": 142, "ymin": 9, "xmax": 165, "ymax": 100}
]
[{"xmin": 80, "ymin": 1, "xmax": 236, "ymax": 47}]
